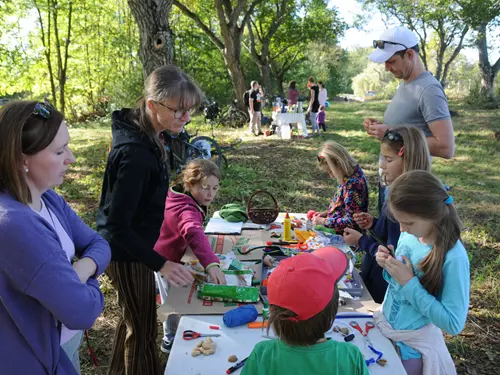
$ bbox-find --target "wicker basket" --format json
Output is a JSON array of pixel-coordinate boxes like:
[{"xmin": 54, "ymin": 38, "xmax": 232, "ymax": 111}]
[{"xmin": 246, "ymin": 190, "xmax": 279, "ymax": 224}]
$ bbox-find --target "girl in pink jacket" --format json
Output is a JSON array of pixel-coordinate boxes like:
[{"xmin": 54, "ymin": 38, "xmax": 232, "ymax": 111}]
[{"xmin": 154, "ymin": 159, "xmax": 226, "ymax": 284}]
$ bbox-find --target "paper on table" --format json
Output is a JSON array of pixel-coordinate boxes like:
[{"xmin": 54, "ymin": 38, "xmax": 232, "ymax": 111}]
[{"xmin": 205, "ymin": 218, "xmax": 243, "ymax": 235}]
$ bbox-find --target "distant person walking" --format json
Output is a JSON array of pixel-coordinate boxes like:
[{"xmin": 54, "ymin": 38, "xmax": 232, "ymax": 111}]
[
  {"xmin": 248, "ymin": 81, "xmax": 264, "ymax": 136},
  {"xmin": 307, "ymin": 76, "xmax": 321, "ymax": 136}
]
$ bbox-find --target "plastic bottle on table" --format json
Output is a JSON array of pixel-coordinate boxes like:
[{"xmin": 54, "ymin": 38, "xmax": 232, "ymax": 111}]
[
  {"xmin": 306, "ymin": 218, "xmax": 313, "ymax": 231},
  {"xmin": 283, "ymin": 212, "xmax": 292, "ymax": 241}
]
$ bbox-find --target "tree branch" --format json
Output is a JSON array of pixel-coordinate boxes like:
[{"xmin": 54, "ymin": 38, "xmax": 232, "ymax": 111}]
[
  {"xmin": 222, "ymin": 0, "xmax": 232, "ymax": 21},
  {"xmin": 492, "ymin": 56, "xmax": 500, "ymax": 76},
  {"xmin": 246, "ymin": 17, "xmax": 261, "ymax": 62},
  {"xmin": 173, "ymin": 0, "xmax": 224, "ymax": 50},
  {"xmin": 250, "ymin": 17, "xmax": 263, "ymax": 43},
  {"xmin": 241, "ymin": 0, "xmax": 265, "ymax": 29},
  {"xmin": 62, "ymin": 1, "xmax": 72, "ymax": 76},
  {"xmin": 442, "ymin": 25, "xmax": 469, "ymax": 84}
]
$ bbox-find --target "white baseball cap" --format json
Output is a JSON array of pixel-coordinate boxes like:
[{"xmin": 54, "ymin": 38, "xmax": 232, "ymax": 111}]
[{"xmin": 368, "ymin": 26, "xmax": 419, "ymax": 63}]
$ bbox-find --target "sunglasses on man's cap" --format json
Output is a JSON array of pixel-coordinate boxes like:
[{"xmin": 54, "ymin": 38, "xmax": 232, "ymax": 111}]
[{"xmin": 373, "ymin": 40, "xmax": 409, "ymax": 50}]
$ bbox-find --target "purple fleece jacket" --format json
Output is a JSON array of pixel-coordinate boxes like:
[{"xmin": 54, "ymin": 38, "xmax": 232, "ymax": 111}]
[
  {"xmin": 154, "ymin": 185, "xmax": 219, "ymax": 269},
  {"xmin": 0, "ymin": 189, "xmax": 111, "ymax": 375}
]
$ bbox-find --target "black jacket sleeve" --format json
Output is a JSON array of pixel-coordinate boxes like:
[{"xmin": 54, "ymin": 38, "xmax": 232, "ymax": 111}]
[{"xmin": 106, "ymin": 148, "xmax": 167, "ymax": 271}]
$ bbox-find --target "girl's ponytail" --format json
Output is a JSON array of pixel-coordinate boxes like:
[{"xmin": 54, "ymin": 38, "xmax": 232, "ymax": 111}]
[{"xmin": 419, "ymin": 204, "xmax": 462, "ymax": 296}]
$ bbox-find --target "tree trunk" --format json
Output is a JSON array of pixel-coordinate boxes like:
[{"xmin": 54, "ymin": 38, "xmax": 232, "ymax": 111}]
[
  {"xmin": 259, "ymin": 64, "xmax": 272, "ymax": 94},
  {"xmin": 173, "ymin": 0, "xmax": 264, "ymax": 111},
  {"xmin": 220, "ymin": 27, "xmax": 247, "ymax": 109},
  {"xmin": 127, "ymin": 0, "xmax": 174, "ymax": 78},
  {"xmin": 276, "ymin": 76, "xmax": 284, "ymax": 96},
  {"xmin": 34, "ymin": 1, "xmax": 57, "ymax": 106},
  {"xmin": 476, "ymin": 23, "xmax": 500, "ymax": 98}
]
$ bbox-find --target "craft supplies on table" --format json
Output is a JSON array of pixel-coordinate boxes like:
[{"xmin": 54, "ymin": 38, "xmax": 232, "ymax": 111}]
[
  {"xmin": 205, "ymin": 218, "xmax": 243, "ymax": 235},
  {"xmin": 182, "ymin": 330, "xmax": 221, "ymax": 340},
  {"xmin": 157, "ymin": 213, "xmax": 381, "ymax": 319},
  {"xmin": 164, "ymin": 314, "xmax": 406, "ymax": 375},
  {"xmin": 338, "ymin": 268, "xmax": 365, "ymax": 297}
]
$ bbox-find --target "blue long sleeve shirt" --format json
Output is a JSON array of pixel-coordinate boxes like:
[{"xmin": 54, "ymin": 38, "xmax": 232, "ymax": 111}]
[
  {"xmin": 357, "ymin": 205, "xmax": 400, "ymax": 303},
  {"xmin": 382, "ymin": 232, "xmax": 470, "ymax": 360},
  {"xmin": 0, "ymin": 190, "xmax": 111, "ymax": 375}
]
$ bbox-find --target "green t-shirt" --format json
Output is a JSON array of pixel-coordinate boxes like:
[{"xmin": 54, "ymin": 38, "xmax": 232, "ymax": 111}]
[{"xmin": 241, "ymin": 338, "xmax": 370, "ymax": 375}]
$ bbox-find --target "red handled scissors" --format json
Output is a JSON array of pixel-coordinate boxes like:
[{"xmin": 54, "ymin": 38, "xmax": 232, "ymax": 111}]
[
  {"xmin": 349, "ymin": 321, "xmax": 375, "ymax": 346},
  {"xmin": 182, "ymin": 330, "xmax": 221, "ymax": 340}
]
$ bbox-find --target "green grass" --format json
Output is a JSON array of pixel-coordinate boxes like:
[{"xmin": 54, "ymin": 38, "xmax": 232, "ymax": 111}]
[{"xmin": 61, "ymin": 100, "xmax": 500, "ymax": 375}]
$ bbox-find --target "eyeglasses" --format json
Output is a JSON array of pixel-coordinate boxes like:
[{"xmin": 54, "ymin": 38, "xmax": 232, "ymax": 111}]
[
  {"xmin": 373, "ymin": 40, "xmax": 408, "ymax": 50},
  {"xmin": 317, "ymin": 155, "xmax": 327, "ymax": 164},
  {"xmin": 33, "ymin": 102, "xmax": 54, "ymax": 119},
  {"xmin": 155, "ymin": 101, "xmax": 195, "ymax": 119},
  {"xmin": 382, "ymin": 129, "xmax": 403, "ymax": 142}
]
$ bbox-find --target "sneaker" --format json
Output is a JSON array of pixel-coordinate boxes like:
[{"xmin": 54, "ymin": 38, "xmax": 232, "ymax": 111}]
[
  {"xmin": 161, "ymin": 339, "xmax": 173, "ymax": 354},
  {"xmin": 258, "ymin": 131, "xmax": 264, "ymax": 136}
]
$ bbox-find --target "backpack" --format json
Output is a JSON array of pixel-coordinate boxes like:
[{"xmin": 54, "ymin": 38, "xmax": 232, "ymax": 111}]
[{"xmin": 243, "ymin": 90, "xmax": 251, "ymax": 108}]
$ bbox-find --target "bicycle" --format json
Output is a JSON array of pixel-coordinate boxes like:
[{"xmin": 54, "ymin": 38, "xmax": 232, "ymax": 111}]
[
  {"xmin": 162, "ymin": 129, "xmax": 223, "ymax": 175},
  {"xmin": 203, "ymin": 100, "xmax": 249, "ymax": 136},
  {"xmin": 219, "ymin": 99, "xmax": 249, "ymax": 128}
]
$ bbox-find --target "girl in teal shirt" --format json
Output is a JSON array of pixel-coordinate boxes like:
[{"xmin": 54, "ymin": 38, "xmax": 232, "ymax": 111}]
[{"xmin": 376, "ymin": 170, "xmax": 469, "ymax": 375}]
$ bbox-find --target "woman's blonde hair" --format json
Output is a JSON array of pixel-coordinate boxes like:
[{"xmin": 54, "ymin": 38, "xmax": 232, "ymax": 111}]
[
  {"xmin": 388, "ymin": 170, "xmax": 462, "ymax": 297},
  {"xmin": 318, "ymin": 141, "xmax": 358, "ymax": 179},
  {"xmin": 381, "ymin": 126, "xmax": 431, "ymax": 185},
  {"xmin": 181, "ymin": 159, "xmax": 221, "ymax": 192},
  {"xmin": 128, "ymin": 65, "xmax": 204, "ymax": 162}
]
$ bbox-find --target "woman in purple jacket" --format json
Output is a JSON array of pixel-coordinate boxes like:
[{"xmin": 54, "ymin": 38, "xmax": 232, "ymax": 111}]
[{"xmin": 0, "ymin": 101, "xmax": 111, "ymax": 375}]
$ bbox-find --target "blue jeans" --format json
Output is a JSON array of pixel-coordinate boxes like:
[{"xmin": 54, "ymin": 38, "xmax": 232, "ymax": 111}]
[
  {"xmin": 61, "ymin": 330, "xmax": 84, "ymax": 374},
  {"xmin": 311, "ymin": 112, "xmax": 319, "ymax": 133}
]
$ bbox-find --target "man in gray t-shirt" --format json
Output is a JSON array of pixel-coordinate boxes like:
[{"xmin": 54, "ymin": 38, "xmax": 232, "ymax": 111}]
[
  {"xmin": 383, "ymin": 71, "xmax": 451, "ymax": 137},
  {"xmin": 363, "ymin": 26, "xmax": 455, "ymax": 160}
]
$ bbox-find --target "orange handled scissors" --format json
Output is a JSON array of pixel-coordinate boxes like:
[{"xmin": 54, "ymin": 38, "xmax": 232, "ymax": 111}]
[
  {"xmin": 182, "ymin": 330, "xmax": 221, "ymax": 340},
  {"xmin": 349, "ymin": 321, "xmax": 375, "ymax": 346}
]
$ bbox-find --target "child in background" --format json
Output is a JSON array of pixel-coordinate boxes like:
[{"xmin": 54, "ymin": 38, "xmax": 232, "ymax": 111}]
[
  {"xmin": 312, "ymin": 141, "xmax": 368, "ymax": 234},
  {"xmin": 375, "ymin": 170, "xmax": 469, "ymax": 375},
  {"xmin": 318, "ymin": 105, "xmax": 326, "ymax": 132},
  {"xmin": 155, "ymin": 159, "xmax": 225, "ymax": 284},
  {"xmin": 241, "ymin": 247, "xmax": 369, "ymax": 375},
  {"xmin": 343, "ymin": 127, "xmax": 431, "ymax": 303}
]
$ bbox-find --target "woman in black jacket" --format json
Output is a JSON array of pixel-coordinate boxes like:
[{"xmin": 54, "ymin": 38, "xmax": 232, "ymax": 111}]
[{"xmin": 97, "ymin": 65, "xmax": 203, "ymax": 375}]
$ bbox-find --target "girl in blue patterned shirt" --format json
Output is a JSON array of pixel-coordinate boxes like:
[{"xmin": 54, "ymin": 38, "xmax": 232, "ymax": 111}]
[{"xmin": 312, "ymin": 141, "xmax": 368, "ymax": 233}]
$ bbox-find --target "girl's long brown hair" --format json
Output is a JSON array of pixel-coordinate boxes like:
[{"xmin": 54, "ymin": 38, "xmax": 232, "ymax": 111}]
[{"xmin": 388, "ymin": 170, "xmax": 462, "ymax": 296}]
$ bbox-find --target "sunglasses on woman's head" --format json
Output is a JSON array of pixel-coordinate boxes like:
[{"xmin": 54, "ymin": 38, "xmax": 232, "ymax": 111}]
[{"xmin": 32, "ymin": 102, "xmax": 54, "ymax": 119}]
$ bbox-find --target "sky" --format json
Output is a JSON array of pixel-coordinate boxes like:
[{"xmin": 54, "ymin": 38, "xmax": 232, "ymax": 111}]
[{"xmin": 328, "ymin": 0, "xmax": 481, "ymax": 63}]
